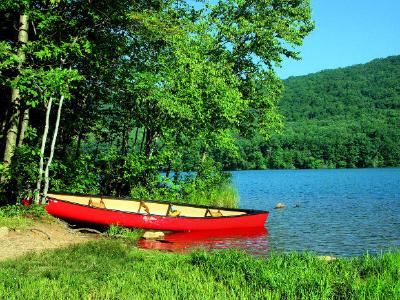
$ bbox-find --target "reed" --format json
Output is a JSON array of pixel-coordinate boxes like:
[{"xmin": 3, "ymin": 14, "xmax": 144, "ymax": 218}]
[{"xmin": 0, "ymin": 240, "xmax": 398, "ymax": 299}]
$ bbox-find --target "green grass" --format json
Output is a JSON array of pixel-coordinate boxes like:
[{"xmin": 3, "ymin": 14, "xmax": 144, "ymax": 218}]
[
  {"xmin": 106, "ymin": 224, "xmax": 144, "ymax": 240},
  {"xmin": 0, "ymin": 240, "xmax": 399, "ymax": 299},
  {"xmin": 132, "ymin": 182, "xmax": 239, "ymax": 209},
  {"xmin": 0, "ymin": 215, "xmax": 32, "ymax": 229},
  {"xmin": 184, "ymin": 183, "xmax": 239, "ymax": 208},
  {"xmin": 0, "ymin": 204, "xmax": 51, "ymax": 229}
]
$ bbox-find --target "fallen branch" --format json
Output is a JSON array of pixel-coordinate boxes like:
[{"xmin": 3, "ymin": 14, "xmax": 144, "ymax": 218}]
[
  {"xmin": 30, "ymin": 228, "xmax": 51, "ymax": 240},
  {"xmin": 70, "ymin": 228, "xmax": 103, "ymax": 235}
]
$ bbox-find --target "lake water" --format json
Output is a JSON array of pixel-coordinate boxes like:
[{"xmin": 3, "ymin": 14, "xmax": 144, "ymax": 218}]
[
  {"xmin": 140, "ymin": 168, "xmax": 399, "ymax": 257},
  {"xmin": 233, "ymin": 168, "xmax": 400, "ymax": 257}
]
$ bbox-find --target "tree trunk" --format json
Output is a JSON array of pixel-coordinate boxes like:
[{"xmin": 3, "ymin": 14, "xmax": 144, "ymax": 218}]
[
  {"xmin": 144, "ymin": 129, "xmax": 154, "ymax": 157},
  {"xmin": 34, "ymin": 97, "xmax": 53, "ymax": 204},
  {"xmin": 42, "ymin": 95, "xmax": 64, "ymax": 203},
  {"xmin": 17, "ymin": 108, "xmax": 29, "ymax": 147},
  {"xmin": 120, "ymin": 124, "xmax": 130, "ymax": 156},
  {"xmin": 1, "ymin": 112, "xmax": 7, "ymax": 137},
  {"xmin": 132, "ymin": 127, "xmax": 139, "ymax": 152},
  {"xmin": 75, "ymin": 130, "xmax": 83, "ymax": 159},
  {"xmin": 140, "ymin": 128, "xmax": 146, "ymax": 153},
  {"xmin": 2, "ymin": 14, "xmax": 29, "ymax": 167},
  {"xmin": 165, "ymin": 160, "xmax": 171, "ymax": 178},
  {"xmin": 201, "ymin": 151, "xmax": 207, "ymax": 163}
]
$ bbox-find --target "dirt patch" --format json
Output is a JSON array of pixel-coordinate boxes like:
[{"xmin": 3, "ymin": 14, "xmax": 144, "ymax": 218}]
[{"xmin": 0, "ymin": 219, "xmax": 99, "ymax": 261}]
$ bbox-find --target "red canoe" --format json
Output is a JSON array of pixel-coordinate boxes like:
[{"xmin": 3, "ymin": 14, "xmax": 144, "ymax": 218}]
[{"xmin": 45, "ymin": 192, "xmax": 268, "ymax": 231}]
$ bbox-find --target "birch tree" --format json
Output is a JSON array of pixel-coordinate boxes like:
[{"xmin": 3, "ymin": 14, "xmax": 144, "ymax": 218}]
[{"xmin": 30, "ymin": 68, "xmax": 82, "ymax": 203}]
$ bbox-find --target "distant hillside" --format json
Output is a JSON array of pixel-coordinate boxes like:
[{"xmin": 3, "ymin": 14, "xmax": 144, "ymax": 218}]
[
  {"xmin": 281, "ymin": 55, "xmax": 400, "ymax": 122},
  {"xmin": 222, "ymin": 55, "xmax": 400, "ymax": 169}
]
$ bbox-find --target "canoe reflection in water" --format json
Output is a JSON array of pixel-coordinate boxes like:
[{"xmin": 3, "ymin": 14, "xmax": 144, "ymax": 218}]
[{"xmin": 138, "ymin": 227, "xmax": 269, "ymax": 256}]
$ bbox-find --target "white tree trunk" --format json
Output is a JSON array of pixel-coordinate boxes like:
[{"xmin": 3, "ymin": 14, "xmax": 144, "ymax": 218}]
[
  {"xmin": 42, "ymin": 95, "xmax": 64, "ymax": 203},
  {"xmin": 34, "ymin": 97, "xmax": 53, "ymax": 204}
]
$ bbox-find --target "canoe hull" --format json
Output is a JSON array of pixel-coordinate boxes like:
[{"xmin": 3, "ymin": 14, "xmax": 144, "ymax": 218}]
[{"xmin": 46, "ymin": 199, "xmax": 268, "ymax": 231}]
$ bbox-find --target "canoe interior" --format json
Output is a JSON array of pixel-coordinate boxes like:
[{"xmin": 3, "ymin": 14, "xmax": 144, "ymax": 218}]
[{"xmin": 46, "ymin": 193, "xmax": 247, "ymax": 218}]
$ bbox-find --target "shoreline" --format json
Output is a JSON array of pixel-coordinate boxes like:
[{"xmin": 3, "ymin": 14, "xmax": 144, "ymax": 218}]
[
  {"xmin": 0, "ymin": 217, "xmax": 397, "ymax": 261},
  {"xmin": 0, "ymin": 218, "xmax": 99, "ymax": 261},
  {"xmin": 0, "ymin": 221, "xmax": 398, "ymax": 299}
]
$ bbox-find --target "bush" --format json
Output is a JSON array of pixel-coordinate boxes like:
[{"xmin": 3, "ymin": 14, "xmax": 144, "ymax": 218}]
[
  {"xmin": 130, "ymin": 158, "xmax": 238, "ymax": 208},
  {"xmin": 0, "ymin": 145, "xmax": 40, "ymax": 204},
  {"xmin": 50, "ymin": 155, "xmax": 100, "ymax": 194}
]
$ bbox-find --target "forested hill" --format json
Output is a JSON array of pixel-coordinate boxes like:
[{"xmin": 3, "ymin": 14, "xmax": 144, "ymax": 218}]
[
  {"xmin": 222, "ymin": 55, "xmax": 400, "ymax": 169},
  {"xmin": 281, "ymin": 55, "xmax": 400, "ymax": 122}
]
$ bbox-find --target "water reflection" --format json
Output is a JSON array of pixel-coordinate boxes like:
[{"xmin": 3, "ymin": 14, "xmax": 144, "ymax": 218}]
[{"xmin": 138, "ymin": 227, "xmax": 269, "ymax": 256}]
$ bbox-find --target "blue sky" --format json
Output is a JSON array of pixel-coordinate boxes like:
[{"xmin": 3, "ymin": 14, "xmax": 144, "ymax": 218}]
[{"xmin": 276, "ymin": 0, "xmax": 400, "ymax": 79}]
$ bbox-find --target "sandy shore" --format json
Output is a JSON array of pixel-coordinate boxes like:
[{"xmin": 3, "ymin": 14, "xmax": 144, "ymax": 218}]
[{"xmin": 0, "ymin": 219, "xmax": 98, "ymax": 261}]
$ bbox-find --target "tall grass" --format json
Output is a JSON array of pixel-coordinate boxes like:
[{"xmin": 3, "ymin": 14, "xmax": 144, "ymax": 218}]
[
  {"xmin": 0, "ymin": 240, "xmax": 399, "ymax": 299},
  {"xmin": 132, "ymin": 181, "xmax": 239, "ymax": 208},
  {"xmin": 184, "ymin": 182, "xmax": 239, "ymax": 208},
  {"xmin": 106, "ymin": 224, "xmax": 144, "ymax": 240}
]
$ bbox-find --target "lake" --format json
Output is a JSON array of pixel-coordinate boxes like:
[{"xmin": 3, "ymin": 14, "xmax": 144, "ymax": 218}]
[
  {"xmin": 233, "ymin": 168, "xmax": 400, "ymax": 256},
  {"xmin": 141, "ymin": 168, "xmax": 399, "ymax": 257}
]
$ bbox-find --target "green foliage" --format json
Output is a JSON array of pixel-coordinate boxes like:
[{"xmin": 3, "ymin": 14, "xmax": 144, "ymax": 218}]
[
  {"xmin": 14, "ymin": 67, "xmax": 83, "ymax": 108},
  {"xmin": 127, "ymin": 157, "xmax": 238, "ymax": 208},
  {"xmin": 1, "ymin": 145, "xmax": 40, "ymax": 202},
  {"xmin": 49, "ymin": 155, "xmax": 100, "ymax": 194},
  {"xmin": 223, "ymin": 55, "xmax": 400, "ymax": 169},
  {"xmin": 0, "ymin": 240, "xmax": 399, "ymax": 299},
  {"xmin": 0, "ymin": 41, "xmax": 18, "ymax": 74},
  {"xmin": 1, "ymin": 0, "xmax": 313, "ymax": 203},
  {"xmin": 98, "ymin": 152, "xmax": 159, "ymax": 197},
  {"xmin": 183, "ymin": 181, "xmax": 239, "ymax": 208}
]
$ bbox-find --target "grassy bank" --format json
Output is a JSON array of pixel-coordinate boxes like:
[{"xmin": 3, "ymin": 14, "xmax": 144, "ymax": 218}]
[
  {"xmin": 0, "ymin": 204, "xmax": 51, "ymax": 229},
  {"xmin": 0, "ymin": 240, "xmax": 399, "ymax": 299}
]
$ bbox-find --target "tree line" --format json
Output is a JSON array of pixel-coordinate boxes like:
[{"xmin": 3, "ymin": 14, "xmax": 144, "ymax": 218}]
[
  {"xmin": 218, "ymin": 55, "xmax": 400, "ymax": 170},
  {"xmin": 0, "ymin": 0, "xmax": 313, "ymax": 204}
]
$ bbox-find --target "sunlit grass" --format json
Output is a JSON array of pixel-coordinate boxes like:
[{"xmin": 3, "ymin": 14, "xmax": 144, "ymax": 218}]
[
  {"xmin": 185, "ymin": 183, "xmax": 239, "ymax": 208},
  {"xmin": 106, "ymin": 224, "xmax": 144, "ymax": 240},
  {"xmin": 0, "ymin": 215, "xmax": 32, "ymax": 229},
  {"xmin": 0, "ymin": 240, "xmax": 399, "ymax": 299},
  {"xmin": 0, "ymin": 204, "xmax": 53, "ymax": 229}
]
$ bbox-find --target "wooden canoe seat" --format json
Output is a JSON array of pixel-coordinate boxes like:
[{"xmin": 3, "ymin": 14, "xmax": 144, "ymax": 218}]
[
  {"xmin": 205, "ymin": 208, "xmax": 223, "ymax": 217},
  {"xmin": 166, "ymin": 203, "xmax": 181, "ymax": 217},
  {"xmin": 138, "ymin": 200, "xmax": 150, "ymax": 214},
  {"xmin": 88, "ymin": 198, "xmax": 106, "ymax": 209}
]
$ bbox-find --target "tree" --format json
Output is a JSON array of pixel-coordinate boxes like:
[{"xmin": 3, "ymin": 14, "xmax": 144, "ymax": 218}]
[
  {"xmin": 1, "ymin": 11, "xmax": 29, "ymax": 169},
  {"xmin": 1, "ymin": 0, "xmax": 314, "ymax": 203}
]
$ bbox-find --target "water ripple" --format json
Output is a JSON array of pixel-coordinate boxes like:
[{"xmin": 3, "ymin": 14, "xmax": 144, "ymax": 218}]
[{"xmin": 233, "ymin": 168, "xmax": 400, "ymax": 257}]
